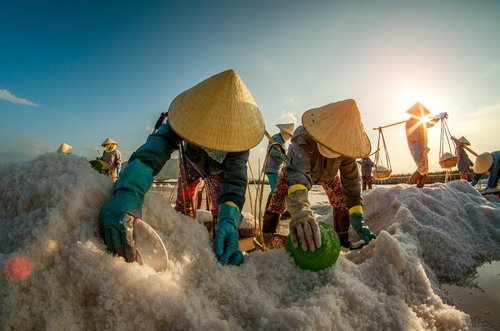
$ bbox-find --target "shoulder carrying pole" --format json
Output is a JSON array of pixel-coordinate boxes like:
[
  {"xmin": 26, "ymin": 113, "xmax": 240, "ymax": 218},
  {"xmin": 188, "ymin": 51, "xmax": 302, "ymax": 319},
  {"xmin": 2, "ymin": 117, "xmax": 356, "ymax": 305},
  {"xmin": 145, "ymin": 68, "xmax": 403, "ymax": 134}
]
[
  {"xmin": 372, "ymin": 120, "xmax": 407, "ymax": 131},
  {"xmin": 265, "ymin": 130, "xmax": 287, "ymax": 158}
]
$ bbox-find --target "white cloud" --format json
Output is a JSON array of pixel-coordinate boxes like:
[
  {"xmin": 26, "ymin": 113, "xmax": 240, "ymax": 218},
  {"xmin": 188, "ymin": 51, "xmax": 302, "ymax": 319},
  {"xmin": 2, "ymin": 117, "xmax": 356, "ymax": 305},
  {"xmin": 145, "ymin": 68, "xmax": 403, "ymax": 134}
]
[
  {"xmin": 0, "ymin": 89, "xmax": 38, "ymax": 107},
  {"xmin": 463, "ymin": 101, "xmax": 500, "ymax": 119},
  {"xmin": 276, "ymin": 111, "xmax": 297, "ymax": 125}
]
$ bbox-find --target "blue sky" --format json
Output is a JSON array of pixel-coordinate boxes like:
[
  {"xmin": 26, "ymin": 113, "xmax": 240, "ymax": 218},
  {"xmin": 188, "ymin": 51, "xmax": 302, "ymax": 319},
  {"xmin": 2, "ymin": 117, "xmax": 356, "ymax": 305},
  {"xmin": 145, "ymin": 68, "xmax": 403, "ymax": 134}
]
[{"xmin": 1, "ymin": 0, "xmax": 499, "ymax": 173}]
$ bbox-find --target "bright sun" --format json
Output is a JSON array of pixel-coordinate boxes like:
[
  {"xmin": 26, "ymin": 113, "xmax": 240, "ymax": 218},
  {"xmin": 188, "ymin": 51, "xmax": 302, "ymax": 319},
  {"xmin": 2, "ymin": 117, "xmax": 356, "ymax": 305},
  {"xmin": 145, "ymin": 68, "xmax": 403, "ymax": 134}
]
[
  {"xmin": 419, "ymin": 115, "xmax": 430, "ymax": 124},
  {"xmin": 400, "ymin": 86, "xmax": 443, "ymax": 115}
]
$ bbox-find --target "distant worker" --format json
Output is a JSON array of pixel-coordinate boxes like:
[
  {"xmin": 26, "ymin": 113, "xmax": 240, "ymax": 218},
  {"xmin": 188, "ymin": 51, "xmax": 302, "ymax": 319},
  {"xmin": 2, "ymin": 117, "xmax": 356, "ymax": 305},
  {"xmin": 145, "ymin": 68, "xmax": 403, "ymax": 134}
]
[
  {"xmin": 451, "ymin": 136, "xmax": 473, "ymax": 181},
  {"xmin": 101, "ymin": 137, "xmax": 122, "ymax": 181},
  {"xmin": 358, "ymin": 156, "xmax": 375, "ymax": 190},
  {"xmin": 98, "ymin": 69, "xmax": 265, "ymax": 266},
  {"xmin": 264, "ymin": 99, "xmax": 376, "ymax": 251},
  {"xmin": 265, "ymin": 123, "xmax": 294, "ymax": 196},
  {"xmin": 471, "ymin": 151, "xmax": 500, "ymax": 191},
  {"xmin": 57, "ymin": 142, "xmax": 72, "ymax": 154},
  {"xmin": 405, "ymin": 102, "xmax": 447, "ymax": 188}
]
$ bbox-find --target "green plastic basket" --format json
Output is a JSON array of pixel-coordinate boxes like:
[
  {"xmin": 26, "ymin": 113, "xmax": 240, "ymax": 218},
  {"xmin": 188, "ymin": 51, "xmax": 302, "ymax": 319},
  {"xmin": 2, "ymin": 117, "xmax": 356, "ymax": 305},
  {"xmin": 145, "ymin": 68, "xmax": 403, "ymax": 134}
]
[{"xmin": 285, "ymin": 222, "xmax": 341, "ymax": 271}]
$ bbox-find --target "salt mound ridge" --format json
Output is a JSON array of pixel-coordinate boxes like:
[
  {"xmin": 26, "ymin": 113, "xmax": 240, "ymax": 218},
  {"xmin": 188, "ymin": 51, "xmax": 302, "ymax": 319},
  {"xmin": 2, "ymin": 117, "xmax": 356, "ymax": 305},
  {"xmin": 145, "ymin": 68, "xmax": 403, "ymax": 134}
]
[{"xmin": 1, "ymin": 154, "xmax": 499, "ymax": 330}]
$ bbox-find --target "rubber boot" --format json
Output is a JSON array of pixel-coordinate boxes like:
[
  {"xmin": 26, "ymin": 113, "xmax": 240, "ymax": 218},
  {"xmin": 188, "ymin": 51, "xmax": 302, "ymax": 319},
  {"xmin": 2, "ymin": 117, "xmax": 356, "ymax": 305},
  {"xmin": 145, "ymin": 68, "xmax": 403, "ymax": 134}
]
[
  {"xmin": 281, "ymin": 210, "xmax": 291, "ymax": 220},
  {"xmin": 262, "ymin": 211, "xmax": 281, "ymax": 233},
  {"xmin": 416, "ymin": 174, "xmax": 427, "ymax": 188},
  {"xmin": 334, "ymin": 207, "xmax": 350, "ymax": 248},
  {"xmin": 407, "ymin": 171, "xmax": 421, "ymax": 185}
]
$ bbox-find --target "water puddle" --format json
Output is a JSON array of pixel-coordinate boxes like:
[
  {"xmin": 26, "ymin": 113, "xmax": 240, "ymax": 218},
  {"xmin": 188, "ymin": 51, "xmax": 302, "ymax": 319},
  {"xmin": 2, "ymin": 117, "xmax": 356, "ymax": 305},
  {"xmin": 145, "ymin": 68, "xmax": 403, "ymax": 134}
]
[{"xmin": 442, "ymin": 260, "xmax": 500, "ymax": 330}]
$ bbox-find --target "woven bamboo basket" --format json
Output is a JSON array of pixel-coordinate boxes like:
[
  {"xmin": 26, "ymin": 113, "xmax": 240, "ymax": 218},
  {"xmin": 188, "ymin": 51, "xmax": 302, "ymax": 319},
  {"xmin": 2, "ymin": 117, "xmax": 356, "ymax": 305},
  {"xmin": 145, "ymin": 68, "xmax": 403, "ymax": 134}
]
[
  {"xmin": 238, "ymin": 227, "xmax": 256, "ymax": 238},
  {"xmin": 372, "ymin": 166, "xmax": 392, "ymax": 180},
  {"xmin": 439, "ymin": 153, "xmax": 458, "ymax": 169},
  {"xmin": 253, "ymin": 233, "xmax": 286, "ymax": 250},
  {"xmin": 238, "ymin": 213, "xmax": 257, "ymax": 238}
]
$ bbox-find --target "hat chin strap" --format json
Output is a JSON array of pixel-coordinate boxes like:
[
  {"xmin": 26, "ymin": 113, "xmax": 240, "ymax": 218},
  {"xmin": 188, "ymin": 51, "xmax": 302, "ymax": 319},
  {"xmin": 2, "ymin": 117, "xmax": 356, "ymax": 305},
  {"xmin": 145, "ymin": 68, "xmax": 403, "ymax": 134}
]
[{"xmin": 317, "ymin": 142, "xmax": 341, "ymax": 158}]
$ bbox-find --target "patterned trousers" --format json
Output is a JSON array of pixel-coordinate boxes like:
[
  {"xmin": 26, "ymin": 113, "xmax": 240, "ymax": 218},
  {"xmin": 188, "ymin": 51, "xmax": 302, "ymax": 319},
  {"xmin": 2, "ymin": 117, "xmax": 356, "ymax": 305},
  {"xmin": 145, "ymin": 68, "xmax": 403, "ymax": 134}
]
[
  {"xmin": 266, "ymin": 168, "xmax": 350, "ymax": 244},
  {"xmin": 174, "ymin": 159, "xmax": 221, "ymax": 219},
  {"xmin": 267, "ymin": 168, "xmax": 347, "ymax": 213}
]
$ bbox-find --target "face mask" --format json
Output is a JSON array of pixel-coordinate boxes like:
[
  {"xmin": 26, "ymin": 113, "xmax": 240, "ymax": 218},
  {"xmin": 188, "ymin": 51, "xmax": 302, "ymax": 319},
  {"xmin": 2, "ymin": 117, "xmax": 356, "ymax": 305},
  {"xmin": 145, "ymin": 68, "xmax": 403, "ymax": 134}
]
[
  {"xmin": 202, "ymin": 148, "xmax": 227, "ymax": 163},
  {"xmin": 106, "ymin": 144, "xmax": 117, "ymax": 153}
]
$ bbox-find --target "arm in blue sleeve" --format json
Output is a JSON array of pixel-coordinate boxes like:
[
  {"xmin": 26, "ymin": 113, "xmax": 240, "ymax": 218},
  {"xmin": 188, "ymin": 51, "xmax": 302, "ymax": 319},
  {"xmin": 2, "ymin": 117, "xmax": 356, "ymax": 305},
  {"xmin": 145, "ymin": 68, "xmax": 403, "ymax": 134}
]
[
  {"xmin": 487, "ymin": 153, "xmax": 500, "ymax": 189},
  {"xmin": 218, "ymin": 151, "xmax": 249, "ymax": 210},
  {"xmin": 268, "ymin": 134, "xmax": 285, "ymax": 160},
  {"xmin": 269, "ymin": 144, "xmax": 285, "ymax": 160},
  {"xmin": 129, "ymin": 121, "xmax": 183, "ymax": 176}
]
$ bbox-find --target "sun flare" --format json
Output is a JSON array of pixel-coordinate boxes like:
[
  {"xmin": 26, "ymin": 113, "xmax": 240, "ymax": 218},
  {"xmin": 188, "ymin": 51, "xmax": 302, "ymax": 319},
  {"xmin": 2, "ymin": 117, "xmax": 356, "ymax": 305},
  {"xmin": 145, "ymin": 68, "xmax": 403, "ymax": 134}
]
[{"xmin": 419, "ymin": 115, "xmax": 430, "ymax": 124}]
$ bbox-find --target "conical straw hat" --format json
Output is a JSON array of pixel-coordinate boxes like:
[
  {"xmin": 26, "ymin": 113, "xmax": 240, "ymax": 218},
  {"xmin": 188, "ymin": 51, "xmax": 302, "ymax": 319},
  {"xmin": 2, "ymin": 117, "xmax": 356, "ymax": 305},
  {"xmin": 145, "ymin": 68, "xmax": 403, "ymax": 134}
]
[
  {"xmin": 168, "ymin": 69, "xmax": 265, "ymax": 152},
  {"xmin": 57, "ymin": 142, "xmax": 72, "ymax": 154},
  {"xmin": 473, "ymin": 152, "xmax": 493, "ymax": 174},
  {"xmin": 301, "ymin": 99, "xmax": 371, "ymax": 158},
  {"xmin": 457, "ymin": 136, "xmax": 470, "ymax": 146},
  {"xmin": 406, "ymin": 102, "xmax": 431, "ymax": 116},
  {"xmin": 101, "ymin": 137, "xmax": 118, "ymax": 147},
  {"xmin": 317, "ymin": 142, "xmax": 340, "ymax": 159},
  {"xmin": 276, "ymin": 123, "xmax": 295, "ymax": 136}
]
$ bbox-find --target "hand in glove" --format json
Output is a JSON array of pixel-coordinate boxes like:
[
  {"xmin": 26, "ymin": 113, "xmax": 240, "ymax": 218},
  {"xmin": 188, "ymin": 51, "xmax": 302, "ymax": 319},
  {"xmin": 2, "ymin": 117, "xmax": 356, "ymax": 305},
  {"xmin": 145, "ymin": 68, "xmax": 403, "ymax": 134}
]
[
  {"xmin": 349, "ymin": 207, "xmax": 376, "ymax": 244},
  {"xmin": 286, "ymin": 186, "xmax": 322, "ymax": 251},
  {"xmin": 214, "ymin": 203, "xmax": 244, "ymax": 266},
  {"xmin": 98, "ymin": 159, "xmax": 153, "ymax": 262}
]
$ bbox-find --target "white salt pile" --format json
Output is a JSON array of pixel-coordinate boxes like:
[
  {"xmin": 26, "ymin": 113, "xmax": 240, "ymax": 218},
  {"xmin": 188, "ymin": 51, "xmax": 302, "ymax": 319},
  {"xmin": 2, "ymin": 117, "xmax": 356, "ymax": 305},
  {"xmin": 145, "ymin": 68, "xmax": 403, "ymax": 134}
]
[{"xmin": 1, "ymin": 154, "xmax": 499, "ymax": 330}]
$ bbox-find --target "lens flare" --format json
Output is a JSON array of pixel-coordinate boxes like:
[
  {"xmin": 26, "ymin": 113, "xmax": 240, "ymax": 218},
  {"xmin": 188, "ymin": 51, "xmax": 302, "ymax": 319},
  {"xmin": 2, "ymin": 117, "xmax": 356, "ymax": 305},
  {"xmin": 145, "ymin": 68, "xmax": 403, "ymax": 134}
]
[
  {"xmin": 419, "ymin": 116, "xmax": 430, "ymax": 124},
  {"xmin": 4, "ymin": 255, "xmax": 33, "ymax": 283}
]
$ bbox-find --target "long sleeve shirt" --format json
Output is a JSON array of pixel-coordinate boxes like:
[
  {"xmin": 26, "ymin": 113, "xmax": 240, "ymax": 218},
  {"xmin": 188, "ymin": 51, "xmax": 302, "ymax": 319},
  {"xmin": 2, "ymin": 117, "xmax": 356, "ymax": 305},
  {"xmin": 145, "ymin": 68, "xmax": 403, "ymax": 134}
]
[
  {"xmin": 129, "ymin": 121, "xmax": 249, "ymax": 210},
  {"xmin": 487, "ymin": 151, "xmax": 500, "ymax": 189},
  {"xmin": 405, "ymin": 116, "xmax": 438, "ymax": 153},
  {"xmin": 455, "ymin": 145, "xmax": 472, "ymax": 172},
  {"xmin": 101, "ymin": 149, "xmax": 121, "ymax": 170},
  {"xmin": 359, "ymin": 158, "xmax": 375, "ymax": 176},
  {"xmin": 286, "ymin": 126, "xmax": 362, "ymax": 208},
  {"xmin": 265, "ymin": 133, "xmax": 286, "ymax": 174}
]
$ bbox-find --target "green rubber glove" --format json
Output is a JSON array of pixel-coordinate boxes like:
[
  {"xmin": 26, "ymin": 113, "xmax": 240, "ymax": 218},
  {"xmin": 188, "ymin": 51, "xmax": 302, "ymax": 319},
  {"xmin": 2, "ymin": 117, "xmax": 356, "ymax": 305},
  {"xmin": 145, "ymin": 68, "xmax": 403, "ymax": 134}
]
[
  {"xmin": 286, "ymin": 188, "xmax": 322, "ymax": 252},
  {"xmin": 214, "ymin": 203, "xmax": 244, "ymax": 266},
  {"xmin": 98, "ymin": 159, "xmax": 153, "ymax": 262},
  {"xmin": 349, "ymin": 212, "xmax": 376, "ymax": 244}
]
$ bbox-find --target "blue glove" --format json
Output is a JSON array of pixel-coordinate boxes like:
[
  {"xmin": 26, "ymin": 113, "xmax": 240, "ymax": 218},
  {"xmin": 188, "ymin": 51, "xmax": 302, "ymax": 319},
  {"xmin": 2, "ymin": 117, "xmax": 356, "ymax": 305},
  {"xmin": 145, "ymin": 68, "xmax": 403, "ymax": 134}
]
[
  {"xmin": 470, "ymin": 178, "xmax": 478, "ymax": 187},
  {"xmin": 214, "ymin": 203, "xmax": 244, "ymax": 266},
  {"xmin": 349, "ymin": 213, "xmax": 376, "ymax": 244},
  {"xmin": 99, "ymin": 159, "xmax": 153, "ymax": 262}
]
